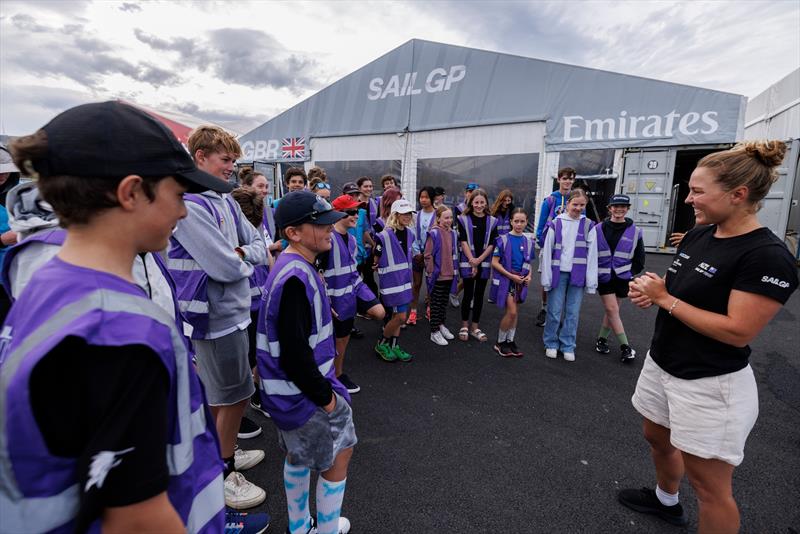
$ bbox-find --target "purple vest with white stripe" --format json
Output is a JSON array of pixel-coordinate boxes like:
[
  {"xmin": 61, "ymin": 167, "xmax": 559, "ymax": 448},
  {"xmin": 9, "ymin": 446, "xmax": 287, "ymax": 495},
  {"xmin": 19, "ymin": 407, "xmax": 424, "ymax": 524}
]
[
  {"xmin": 426, "ymin": 227, "xmax": 459, "ymax": 295},
  {"xmin": 325, "ymin": 231, "xmax": 376, "ymax": 320},
  {"xmin": 375, "ymin": 227, "xmax": 414, "ymax": 307},
  {"xmin": 262, "ymin": 203, "xmax": 276, "ymax": 241},
  {"xmin": 0, "ymin": 259, "xmax": 224, "ymax": 533},
  {"xmin": 537, "ymin": 194, "xmax": 566, "ymax": 247},
  {"xmin": 458, "ymin": 214, "xmax": 497, "ymax": 280},
  {"xmin": 492, "ymin": 233, "xmax": 535, "ymax": 308},
  {"xmin": 249, "ymin": 264, "xmax": 269, "ymax": 312},
  {"xmin": 0, "ymin": 228, "xmax": 66, "ymax": 295},
  {"xmin": 167, "ymin": 194, "xmax": 239, "ymax": 339},
  {"xmin": 495, "ymin": 211, "xmax": 511, "ymax": 236},
  {"xmin": 548, "ymin": 217, "xmax": 593, "ymax": 288},
  {"xmin": 256, "ymin": 253, "xmax": 349, "ymax": 431},
  {"xmin": 596, "ymin": 222, "xmax": 641, "ymax": 283}
]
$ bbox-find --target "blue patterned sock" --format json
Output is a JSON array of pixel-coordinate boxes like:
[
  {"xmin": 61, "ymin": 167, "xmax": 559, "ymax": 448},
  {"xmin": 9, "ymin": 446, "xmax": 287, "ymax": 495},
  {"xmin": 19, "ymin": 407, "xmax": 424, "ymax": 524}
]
[
  {"xmin": 316, "ymin": 477, "xmax": 347, "ymax": 534},
  {"xmin": 284, "ymin": 459, "xmax": 311, "ymax": 534}
]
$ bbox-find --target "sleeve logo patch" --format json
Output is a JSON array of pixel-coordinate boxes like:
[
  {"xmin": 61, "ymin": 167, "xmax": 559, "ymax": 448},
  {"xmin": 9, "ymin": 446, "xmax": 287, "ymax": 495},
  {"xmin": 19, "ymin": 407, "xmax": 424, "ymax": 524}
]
[{"xmin": 761, "ymin": 276, "xmax": 790, "ymax": 288}]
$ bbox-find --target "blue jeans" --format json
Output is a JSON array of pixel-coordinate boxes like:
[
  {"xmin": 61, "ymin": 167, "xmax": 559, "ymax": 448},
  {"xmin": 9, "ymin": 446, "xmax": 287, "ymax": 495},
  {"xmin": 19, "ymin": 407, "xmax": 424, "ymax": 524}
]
[{"xmin": 543, "ymin": 274, "xmax": 585, "ymax": 353}]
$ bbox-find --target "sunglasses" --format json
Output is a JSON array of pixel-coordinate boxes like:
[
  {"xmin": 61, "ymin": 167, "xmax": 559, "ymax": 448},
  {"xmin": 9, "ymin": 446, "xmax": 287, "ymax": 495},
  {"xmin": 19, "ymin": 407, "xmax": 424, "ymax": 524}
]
[
  {"xmin": 313, "ymin": 182, "xmax": 331, "ymax": 190},
  {"xmin": 344, "ymin": 209, "xmax": 359, "ymax": 216}
]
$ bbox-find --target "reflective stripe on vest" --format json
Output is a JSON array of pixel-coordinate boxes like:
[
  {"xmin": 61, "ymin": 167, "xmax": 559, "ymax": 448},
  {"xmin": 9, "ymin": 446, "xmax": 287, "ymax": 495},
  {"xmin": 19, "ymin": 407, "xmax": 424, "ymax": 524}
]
[{"xmin": 0, "ymin": 289, "xmax": 214, "ymax": 531}]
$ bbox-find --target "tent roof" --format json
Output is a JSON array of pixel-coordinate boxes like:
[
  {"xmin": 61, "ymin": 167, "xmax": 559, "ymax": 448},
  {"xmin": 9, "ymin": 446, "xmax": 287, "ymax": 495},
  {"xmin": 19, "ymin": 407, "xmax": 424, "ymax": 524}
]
[{"xmin": 240, "ymin": 38, "xmax": 745, "ymax": 155}]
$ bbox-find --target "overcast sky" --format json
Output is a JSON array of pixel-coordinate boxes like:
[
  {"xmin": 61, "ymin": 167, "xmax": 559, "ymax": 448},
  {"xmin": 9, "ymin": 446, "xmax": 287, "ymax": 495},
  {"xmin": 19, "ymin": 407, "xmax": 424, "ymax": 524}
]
[{"xmin": 1, "ymin": 0, "xmax": 798, "ymax": 136}]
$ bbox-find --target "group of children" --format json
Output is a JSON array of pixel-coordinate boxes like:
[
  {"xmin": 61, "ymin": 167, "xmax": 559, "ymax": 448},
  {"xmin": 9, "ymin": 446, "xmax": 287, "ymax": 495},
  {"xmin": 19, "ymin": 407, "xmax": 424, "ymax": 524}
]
[{"xmin": 0, "ymin": 101, "xmax": 646, "ymax": 534}]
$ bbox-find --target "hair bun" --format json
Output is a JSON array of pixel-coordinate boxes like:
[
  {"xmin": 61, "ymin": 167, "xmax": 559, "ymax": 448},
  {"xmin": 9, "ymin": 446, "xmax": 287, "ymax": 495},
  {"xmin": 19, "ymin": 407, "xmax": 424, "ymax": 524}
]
[{"xmin": 743, "ymin": 140, "xmax": 787, "ymax": 168}]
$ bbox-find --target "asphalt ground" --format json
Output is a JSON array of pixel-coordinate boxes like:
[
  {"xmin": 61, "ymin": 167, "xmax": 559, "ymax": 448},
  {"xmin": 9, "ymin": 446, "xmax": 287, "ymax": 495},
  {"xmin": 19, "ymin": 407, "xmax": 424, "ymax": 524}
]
[{"xmin": 239, "ymin": 252, "xmax": 800, "ymax": 533}]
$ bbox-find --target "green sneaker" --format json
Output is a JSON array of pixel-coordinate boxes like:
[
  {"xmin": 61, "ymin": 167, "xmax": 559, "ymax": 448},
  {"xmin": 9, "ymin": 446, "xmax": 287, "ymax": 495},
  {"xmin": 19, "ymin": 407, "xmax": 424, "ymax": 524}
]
[
  {"xmin": 392, "ymin": 344, "xmax": 413, "ymax": 362},
  {"xmin": 375, "ymin": 342, "xmax": 397, "ymax": 362}
]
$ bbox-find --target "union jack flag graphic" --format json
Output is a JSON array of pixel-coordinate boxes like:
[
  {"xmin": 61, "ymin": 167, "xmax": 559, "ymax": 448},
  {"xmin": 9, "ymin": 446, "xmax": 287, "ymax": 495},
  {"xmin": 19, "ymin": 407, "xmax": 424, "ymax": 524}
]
[{"xmin": 281, "ymin": 137, "xmax": 306, "ymax": 159}]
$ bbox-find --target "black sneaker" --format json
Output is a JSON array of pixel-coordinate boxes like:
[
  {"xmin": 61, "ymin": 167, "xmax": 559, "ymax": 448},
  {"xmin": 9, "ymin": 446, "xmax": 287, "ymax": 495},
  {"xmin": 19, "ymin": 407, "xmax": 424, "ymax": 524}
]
[
  {"xmin": 350, "ymin": 327, "xmax": 364, "ymax": 339},
  {"xmin": 507, "ymin": 340, "xmax": 523, "ymax": 357},
  {"xmin": 493, "ymin": 341, "xmax": 515, "ymax": 358},
  {"xmin": 618, "ymin": 487, "xmax": 688, "ymax": 526},
  {"xmin": 536, "ymin": 309, "xmax": 546, "ymax": 327},
  {"xmin": 249, "ymin": 396, "xmax": 271, "ymax": 419},
  {"xmin": 237, "ymin": 416, "xmax": 262, "ymax": 439},
  {"xmin": 620, "ymin": 344, "xmax": 636, "ymax": 363},
  {"xmin": 596, "ymin": 337, "xmax": 610, "ymax": 354},
  {"xmin": 338, "ymin": 373, "xmax": 361, "ymax": 394}
]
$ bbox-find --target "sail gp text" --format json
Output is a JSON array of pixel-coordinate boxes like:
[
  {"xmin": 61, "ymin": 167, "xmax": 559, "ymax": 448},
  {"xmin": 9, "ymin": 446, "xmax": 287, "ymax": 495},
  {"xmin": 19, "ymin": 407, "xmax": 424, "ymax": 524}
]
[{"xmin": 367, "ymin": 66, "xmax": 466, "ymax": 100}]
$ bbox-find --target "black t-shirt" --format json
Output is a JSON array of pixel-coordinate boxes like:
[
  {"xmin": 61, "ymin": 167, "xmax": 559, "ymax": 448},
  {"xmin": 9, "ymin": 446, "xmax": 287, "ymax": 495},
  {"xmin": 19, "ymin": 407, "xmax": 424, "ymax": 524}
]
[
  {"xmin": 457, "ymin": 214, "xmax": 498, "ymax": 256},
  {"xmin": 650, "ymin": 225, "xmax": 798, "ymax": 379},
  {"xmin": 29, "ymin": 337, "xmax": 169, "ymax": 531},
  {"xmin": 277, "ymin": 277, "xmax": 334, "ymax": 406}
]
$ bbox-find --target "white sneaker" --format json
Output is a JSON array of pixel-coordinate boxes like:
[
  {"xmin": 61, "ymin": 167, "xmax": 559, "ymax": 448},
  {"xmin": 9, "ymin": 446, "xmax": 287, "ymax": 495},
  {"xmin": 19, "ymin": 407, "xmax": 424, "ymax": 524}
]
[
  {"xmin": 317, "ymin": 517, "xmax": 350, "ymax": 534},
  {"xmin": 224, "ymin": 471, "xmax": 266, "ymax": 509},
  {"xmin": 449, "ymin": 294, "xmax": 460, "ymax": 307},
  {"xmin": 563, "ymin": 352, "xmax": 576, "ymax": 362},
  {"xmin": 234, "ymin": 447, "xmax": 265, "ymax": 471},
  {"xmin": 545, "ymin": 348, "xmax": 558, "ymax": 359},
  {"xmin": 439, "ymin": 325, "xmax": 455, "ymax": 340},
  {"xmin": 430, "ymin": 331, "xmax": 448, "ymax": 346}
]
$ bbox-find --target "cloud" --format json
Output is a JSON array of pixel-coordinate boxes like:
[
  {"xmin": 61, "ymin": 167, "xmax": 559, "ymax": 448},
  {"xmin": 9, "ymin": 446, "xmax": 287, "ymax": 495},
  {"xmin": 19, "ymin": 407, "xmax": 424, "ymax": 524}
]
[
  {"xmin": 119, "ymin": 2, "xmax": 142, "ymax": 13},
  {"xmin": 139, "ymin": 64, "xmax": 181, "ymax": 86},
  {"xmin": 171, "ymin": 102, "xmax": 271, "ymax": 135},
  {"xmin": 10, "ymin": 13, "xmax": 49, "ymax": 33},
  {"xmin": 134, "ymin": 27, "xmax": 321, "ymax": 93}
]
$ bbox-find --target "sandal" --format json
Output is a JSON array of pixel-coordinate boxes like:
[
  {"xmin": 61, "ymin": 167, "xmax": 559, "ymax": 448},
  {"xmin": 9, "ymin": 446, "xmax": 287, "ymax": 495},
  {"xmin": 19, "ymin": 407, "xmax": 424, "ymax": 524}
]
[
  {"xmin": 458, "ymin": 327, "xmax": 469, "ymax": 341},
  {"xmin": 470, "ymin": 329, "xmax": 488, "ymax": 342}
]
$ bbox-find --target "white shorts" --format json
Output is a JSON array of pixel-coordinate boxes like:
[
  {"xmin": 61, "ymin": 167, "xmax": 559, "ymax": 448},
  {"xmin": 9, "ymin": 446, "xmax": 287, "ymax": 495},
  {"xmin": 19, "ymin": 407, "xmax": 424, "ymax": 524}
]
[{"xmin": 631, "ymin": 352, "xmax": 758, "ymax": 466}]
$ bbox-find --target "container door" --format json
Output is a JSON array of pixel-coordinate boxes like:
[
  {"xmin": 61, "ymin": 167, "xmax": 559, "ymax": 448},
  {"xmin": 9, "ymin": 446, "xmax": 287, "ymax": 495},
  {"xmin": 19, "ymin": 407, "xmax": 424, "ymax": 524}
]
[
  {"xmin": 621, "ymin": 149, "xmax": 675, "ymax": 250},
  {"xmin": 758, "ymin": 139, "xmax": 798, "ymax": 240}
]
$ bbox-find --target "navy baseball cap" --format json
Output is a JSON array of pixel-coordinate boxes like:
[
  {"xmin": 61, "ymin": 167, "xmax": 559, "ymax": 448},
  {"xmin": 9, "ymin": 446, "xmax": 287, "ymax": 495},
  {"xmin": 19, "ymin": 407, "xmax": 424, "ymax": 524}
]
[
  {"xmin": 275, "ymin": 191, "xmax": 346, "ymax": 228},
  {"xmin": 465, "ymin": 182, "xmax": 479, "ymax": 191},
  {"xmin": 608, "ymin": 194, "xmax": 631, "ymax": 206},
  {"xmin": 30, "ymin": 101, "xmax": 232, "ymax": 194}
]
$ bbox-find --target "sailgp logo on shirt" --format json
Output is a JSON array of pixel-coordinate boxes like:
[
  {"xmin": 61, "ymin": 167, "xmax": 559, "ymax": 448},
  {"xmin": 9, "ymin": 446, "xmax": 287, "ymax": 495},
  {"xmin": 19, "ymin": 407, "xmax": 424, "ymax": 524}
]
[
  {"xmin": 762, "ymin": 276, "xmax": 790, "ymax": 288},
  {"xmin": 695, "ymin": 262, "xmax": 717, "ymax": 278}
]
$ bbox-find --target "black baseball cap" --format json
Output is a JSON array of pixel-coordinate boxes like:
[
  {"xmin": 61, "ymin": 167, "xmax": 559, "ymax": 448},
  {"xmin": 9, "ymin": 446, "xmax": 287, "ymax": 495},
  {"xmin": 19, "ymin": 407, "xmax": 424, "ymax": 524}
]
[
  {"xmin": 608, "ymin": 194, "xmax": 631, "ymax": 206},
  {"xmin": 275, "ymin": 191, "xmax": 346, "ymax": 229},
  {"xmin": 31, "ymin": 101, "xmax": 232, "ymax": 193}
]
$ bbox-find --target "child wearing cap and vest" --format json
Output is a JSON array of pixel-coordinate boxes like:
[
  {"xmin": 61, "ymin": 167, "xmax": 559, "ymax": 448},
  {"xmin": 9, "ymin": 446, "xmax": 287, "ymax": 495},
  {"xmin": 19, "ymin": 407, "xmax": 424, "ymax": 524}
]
[
  {"xmin": 491, "ymin": 208, "xmax": 535, "ymax": 357},
  {"xmin": 373, "ymin": 198, "xmax": 416, "ymax": 362},
  {"xmin": 257, "ymin": 191, "xmax": 355, "ymax": 534},
  {"xmin": 457, "ymin": 188, "xmax": 498, "ymax": 342},
  {"xmin": 590, "ymin": 194, "xmax": 645, "ymax": 363},
  {"xmin": 425, "ymin": 205, "xmax": 459, "ymax": 345},
  {"xmin": 535, "ymin": 167, "xmax": 577, "ymax": 327},
  {"xmin": 410, "ymin": 186, "xmax": 437, "ymax": 325},
  {"xmin": 0, "ymin": 102, "xmax": 239, "ymax": 533},
  {"xmin": 319, "ymin": 195, "xmax": 385, "ymax": 394},
  {"xmin": 540, "ymin": 189, "xmax": 598, "ymax": 362}
]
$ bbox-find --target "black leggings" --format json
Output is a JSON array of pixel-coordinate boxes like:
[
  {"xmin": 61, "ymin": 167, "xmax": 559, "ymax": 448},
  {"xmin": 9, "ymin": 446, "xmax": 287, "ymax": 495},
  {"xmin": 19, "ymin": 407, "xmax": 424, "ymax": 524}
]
[
  {"xmin": 461, "ymin": 277, "xmax": 488, "ymax": 323},
  {"xmin": 429, "ymin": 279, "xmax": 452, "ymax": 331},
  {"xmin": 357, "ymin": 258, "xmax": 379, "ymax": 299}
]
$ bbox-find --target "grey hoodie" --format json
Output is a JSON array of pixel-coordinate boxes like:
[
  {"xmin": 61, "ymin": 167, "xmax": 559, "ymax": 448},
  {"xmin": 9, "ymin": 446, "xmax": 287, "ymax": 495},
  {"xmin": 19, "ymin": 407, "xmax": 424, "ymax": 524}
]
[{"xmin": 171, "ymin": 190, "xmax": 267, "ymax": 337}]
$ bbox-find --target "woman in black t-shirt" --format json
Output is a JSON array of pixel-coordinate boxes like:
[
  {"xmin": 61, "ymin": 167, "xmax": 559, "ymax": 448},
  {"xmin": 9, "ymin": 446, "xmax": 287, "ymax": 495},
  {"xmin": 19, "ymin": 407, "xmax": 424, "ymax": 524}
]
[{"xmin": 618, "ymin": 141, "xmax": 798, "ymax": 532}]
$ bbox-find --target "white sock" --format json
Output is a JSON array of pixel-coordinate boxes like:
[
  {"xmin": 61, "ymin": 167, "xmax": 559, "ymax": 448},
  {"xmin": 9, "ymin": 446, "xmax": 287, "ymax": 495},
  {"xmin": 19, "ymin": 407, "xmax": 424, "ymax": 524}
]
[
  {"xmin": 316, "ymin": 477, "xmax": 347, "ymax": 534},
  {"xmin": 284, "ymin": 459, "xmax": 312, "ymax": 534},
  {"xmin": 507, "ymin": 327, "xmax": 516, "ymax": 342},
  {"xmin": 498, "ymin": 330, "xmax": 508, "ymax": 343},
  {"xmin": 655, "ymin": 484, "xmax": 679, "ymax": 506}
]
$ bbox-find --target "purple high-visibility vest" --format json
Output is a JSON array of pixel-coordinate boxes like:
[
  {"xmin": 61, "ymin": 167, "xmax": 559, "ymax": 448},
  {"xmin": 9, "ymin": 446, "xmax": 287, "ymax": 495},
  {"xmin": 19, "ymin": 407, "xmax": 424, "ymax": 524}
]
[
  {"xmin": 595, "ymin": 222, "xmax": 641, "ymax": 283},
  {"xmin": 548, "ymin": 216, "xmax": 594, "ymax": 288},
  {"xmin": 249, "ymin": 264, "xmax": 269, "ymax": 312},
  {"xmin": 255, "ymin": 253, "xmax": 349, "ymax": 431},
  {"xmin": 324, "ymin": 230, "xmax": 376, "ymax": 321},
  {"xmin": 425, "ymin": 227, "xmax": 459, "ymax": 295},
  {"xmin": 373, "ymin": 216, "xmax": 385, "ymax": 233},
  {"xmin": 495, "ymin": 211, "xmax": 511, "ymax": 236},
  {"xmin": 367, "ymin": 197, "xmax": 378, "ymax": 229},
  {"xmin": 0, "ymin": 259, "xmax": 224, "ymax": 533},
  {"xmin": 491, "ymin": 233, "xmax": 535, "ymax": 308},
  {"xmin": 457, "ymin": 214, "xmax": 497, "ymax": 280},
  {"xmin": 537, "ymin": 194, "xmax": 567, "ymax": 247},
  {"xmin": 375, "ymin": 227, "xmax": 414, "ymax": 307},
  {"xmin": 0, "ymin": 228, "xmax": 66, "ymax": 296},
  {"xmin": 167, "ymin": 194, "xmax": 240, "ymax": 339},
  {"xmin": 262, "ymin": 203, "xmax": 276, "ymax": 241}
]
